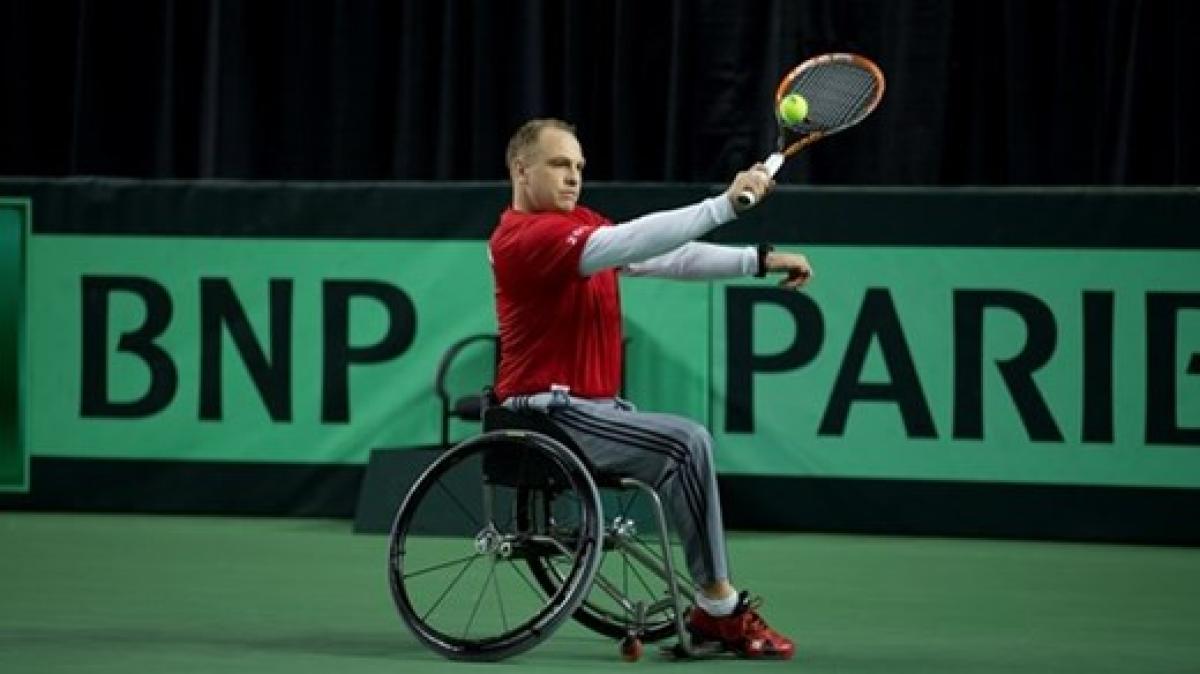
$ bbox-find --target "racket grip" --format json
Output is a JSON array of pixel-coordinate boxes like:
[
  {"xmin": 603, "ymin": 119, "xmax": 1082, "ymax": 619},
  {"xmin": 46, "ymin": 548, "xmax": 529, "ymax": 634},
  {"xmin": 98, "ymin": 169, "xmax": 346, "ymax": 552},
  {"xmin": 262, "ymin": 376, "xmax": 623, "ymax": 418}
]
[{"xmin": 735, "ymin": 153, "xmax": 786, "ymax": 207}]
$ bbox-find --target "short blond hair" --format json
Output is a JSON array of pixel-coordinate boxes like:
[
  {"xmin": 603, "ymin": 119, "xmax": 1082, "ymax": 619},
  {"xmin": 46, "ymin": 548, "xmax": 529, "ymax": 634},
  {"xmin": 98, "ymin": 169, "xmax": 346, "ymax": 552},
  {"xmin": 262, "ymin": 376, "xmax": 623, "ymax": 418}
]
[{"xmin": 505, "ymin": 118, "xmax": 576, "ymax": 171}]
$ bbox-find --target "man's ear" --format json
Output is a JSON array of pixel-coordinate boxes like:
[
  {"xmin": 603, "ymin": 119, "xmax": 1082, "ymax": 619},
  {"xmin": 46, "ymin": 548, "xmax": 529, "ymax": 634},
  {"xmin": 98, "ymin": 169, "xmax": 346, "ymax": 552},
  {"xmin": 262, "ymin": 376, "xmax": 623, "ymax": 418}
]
[{"xmin": 512, "ymin": 158, "xmax": 528, "ymax": 184}]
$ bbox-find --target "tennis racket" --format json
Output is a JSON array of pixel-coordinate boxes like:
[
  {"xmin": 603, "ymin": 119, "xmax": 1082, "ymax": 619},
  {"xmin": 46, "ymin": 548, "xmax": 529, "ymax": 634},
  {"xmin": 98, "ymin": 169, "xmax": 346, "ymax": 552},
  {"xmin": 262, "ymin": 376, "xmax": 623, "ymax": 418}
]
[{"xmin": 738, "ymin": 53, "xmax": 886, "ymax": 206}]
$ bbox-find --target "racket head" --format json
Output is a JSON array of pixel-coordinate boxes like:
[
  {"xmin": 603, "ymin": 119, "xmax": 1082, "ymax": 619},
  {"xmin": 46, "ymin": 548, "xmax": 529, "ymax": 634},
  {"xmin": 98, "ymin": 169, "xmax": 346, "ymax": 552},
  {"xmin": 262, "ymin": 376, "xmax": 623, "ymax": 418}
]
[{"xmin": 773, "ymin": 53, "xmax": 885, "ymax": 157}]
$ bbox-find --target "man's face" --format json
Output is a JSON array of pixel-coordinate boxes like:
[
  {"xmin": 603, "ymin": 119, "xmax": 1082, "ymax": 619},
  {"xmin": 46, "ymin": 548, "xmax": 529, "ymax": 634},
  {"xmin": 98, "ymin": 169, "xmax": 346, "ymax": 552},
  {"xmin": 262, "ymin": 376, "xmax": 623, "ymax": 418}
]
[{"xmin": 515, "ymin": 128, "xmax": 585, "ymax": 212}]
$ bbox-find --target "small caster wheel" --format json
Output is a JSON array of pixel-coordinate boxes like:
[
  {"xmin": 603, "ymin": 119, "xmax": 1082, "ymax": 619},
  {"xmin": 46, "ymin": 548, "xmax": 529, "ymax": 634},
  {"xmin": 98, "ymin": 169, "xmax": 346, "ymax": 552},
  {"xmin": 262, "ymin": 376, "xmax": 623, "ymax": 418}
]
[{"xmin": 619, "ymin": 635, "xmax": 643, "ymax": 662}]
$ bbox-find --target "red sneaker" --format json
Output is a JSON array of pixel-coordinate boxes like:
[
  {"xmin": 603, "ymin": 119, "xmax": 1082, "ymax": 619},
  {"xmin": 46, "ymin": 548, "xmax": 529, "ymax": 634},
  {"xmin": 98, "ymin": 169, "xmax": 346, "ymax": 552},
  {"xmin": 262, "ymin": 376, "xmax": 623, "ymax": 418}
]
[{"xmin": 687, "ymin": 592, "xmax": 795, "ymax": 659}]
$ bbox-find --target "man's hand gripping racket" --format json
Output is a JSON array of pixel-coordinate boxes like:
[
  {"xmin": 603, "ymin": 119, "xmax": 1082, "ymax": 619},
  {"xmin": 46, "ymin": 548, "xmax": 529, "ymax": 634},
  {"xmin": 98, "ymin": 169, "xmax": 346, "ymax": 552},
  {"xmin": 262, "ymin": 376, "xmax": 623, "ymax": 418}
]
[{"xmin": 737, "ymin": 53, "xmax": 886, "ymax": 207}]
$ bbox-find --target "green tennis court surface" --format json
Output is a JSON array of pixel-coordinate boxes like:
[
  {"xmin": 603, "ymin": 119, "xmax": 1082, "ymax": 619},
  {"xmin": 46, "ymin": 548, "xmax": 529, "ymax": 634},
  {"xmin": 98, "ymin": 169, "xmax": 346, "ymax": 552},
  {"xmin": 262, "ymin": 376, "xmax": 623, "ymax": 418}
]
[{"xmin": 2, "ymin": 513, "xmax": 1198, "ymax": 673}]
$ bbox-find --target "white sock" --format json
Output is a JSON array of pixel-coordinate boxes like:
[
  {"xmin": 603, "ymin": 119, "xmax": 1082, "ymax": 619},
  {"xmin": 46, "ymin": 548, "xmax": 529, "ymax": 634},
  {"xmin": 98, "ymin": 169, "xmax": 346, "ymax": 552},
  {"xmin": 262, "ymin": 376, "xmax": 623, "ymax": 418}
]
[{"xmin": 695, "ymin": 589, "xmax": 739, "ymax": 617}]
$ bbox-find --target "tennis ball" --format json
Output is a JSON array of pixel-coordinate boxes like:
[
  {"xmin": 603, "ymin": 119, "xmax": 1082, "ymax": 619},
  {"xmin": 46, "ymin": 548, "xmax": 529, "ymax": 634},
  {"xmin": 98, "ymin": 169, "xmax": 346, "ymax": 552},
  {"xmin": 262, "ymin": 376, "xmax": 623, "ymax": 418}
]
[{"xmin": 778, "ymin": 93, "xmax": 808, "ymax": 125}]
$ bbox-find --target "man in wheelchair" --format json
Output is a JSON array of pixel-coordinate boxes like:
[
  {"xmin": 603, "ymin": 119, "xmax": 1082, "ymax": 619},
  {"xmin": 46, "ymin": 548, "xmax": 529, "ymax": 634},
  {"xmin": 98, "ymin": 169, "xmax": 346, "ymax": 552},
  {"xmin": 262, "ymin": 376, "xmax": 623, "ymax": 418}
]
[{"xmin": 487, "ymin": 118, "xmax": 812, "ymax": 659}]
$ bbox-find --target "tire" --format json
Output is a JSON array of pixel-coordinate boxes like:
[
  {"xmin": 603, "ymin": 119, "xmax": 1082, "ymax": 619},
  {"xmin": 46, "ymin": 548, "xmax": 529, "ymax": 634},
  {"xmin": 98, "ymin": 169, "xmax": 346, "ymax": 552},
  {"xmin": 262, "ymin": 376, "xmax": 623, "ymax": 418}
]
[{"xmin": 387, "ymin": 431, "xmax": 603, "ymax": 661}]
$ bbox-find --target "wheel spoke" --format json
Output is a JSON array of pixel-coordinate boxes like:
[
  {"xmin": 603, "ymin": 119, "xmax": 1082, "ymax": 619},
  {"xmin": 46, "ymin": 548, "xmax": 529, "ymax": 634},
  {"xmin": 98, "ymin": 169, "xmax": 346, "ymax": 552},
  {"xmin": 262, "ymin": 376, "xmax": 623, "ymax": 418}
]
[
  {"xmin": 421, "ymin": 554, "xmax": 480, "ymax": 622},
  {"xmin": 633, "ymin": 534, "xmax": 667, "ymax": 566},
  {"xmin": 633, "ymin": 534, "xmax": 694, "ymax": 592},
  {"xmin": 494, "ymin": 562, "xmax": 509, "ymax": 631},
  {"xmin": 618, "ymin": 492, "xmax": 637, "ymax": 520},
  {"xmin": 625, "ymin": 549, "xmax": 661, "ymax": 601},
  {"xmin": 404, "ymin": 551, "xmax": 481, "ymax": 581},
  {"xmin": 463, "ymin": 559, "xmax": 498, "ymax": 638},
  {"xmin": 435, "ymin": 477, "xmax": 481, "ymax": 530},
  {"xmin": 621, "ymin": 548, "xmax": 633, "ymax": 621},
  {"xmin": 508, "ymin": 559, "xmax": 544, "ymax": 598}
]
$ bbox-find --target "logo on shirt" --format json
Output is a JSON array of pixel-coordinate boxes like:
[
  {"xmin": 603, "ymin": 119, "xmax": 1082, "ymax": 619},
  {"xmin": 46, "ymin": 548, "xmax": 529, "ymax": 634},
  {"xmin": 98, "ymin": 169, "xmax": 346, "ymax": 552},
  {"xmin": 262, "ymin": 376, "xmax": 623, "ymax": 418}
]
[{"xmin": 566, "ymin": 226, "xmax": 587, "ymax": 247}]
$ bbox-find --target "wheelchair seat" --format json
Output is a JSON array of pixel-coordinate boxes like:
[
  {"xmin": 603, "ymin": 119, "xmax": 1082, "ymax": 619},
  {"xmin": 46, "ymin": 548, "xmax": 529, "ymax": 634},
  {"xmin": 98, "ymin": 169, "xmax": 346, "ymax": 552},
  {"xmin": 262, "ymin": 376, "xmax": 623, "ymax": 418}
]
[{"xmin": 482, "ymin": 406, "xmax": 625, "ymax": 490}]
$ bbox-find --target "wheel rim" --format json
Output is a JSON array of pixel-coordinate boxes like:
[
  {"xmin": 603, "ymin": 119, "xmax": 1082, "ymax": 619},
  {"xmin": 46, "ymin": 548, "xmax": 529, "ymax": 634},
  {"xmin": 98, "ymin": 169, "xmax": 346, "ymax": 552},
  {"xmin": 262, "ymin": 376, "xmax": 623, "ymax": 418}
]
[{"xmin": 387, "ymin": 433, "xmax": 603, "ymax": 659}]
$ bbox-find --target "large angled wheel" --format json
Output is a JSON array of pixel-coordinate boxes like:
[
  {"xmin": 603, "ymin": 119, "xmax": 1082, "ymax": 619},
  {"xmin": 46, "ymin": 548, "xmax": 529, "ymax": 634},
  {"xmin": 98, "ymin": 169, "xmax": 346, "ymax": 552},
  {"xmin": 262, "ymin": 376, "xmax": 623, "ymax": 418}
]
[{"xmin": 387, "ymin": 431, "xmax": 603, "ymax": 661}]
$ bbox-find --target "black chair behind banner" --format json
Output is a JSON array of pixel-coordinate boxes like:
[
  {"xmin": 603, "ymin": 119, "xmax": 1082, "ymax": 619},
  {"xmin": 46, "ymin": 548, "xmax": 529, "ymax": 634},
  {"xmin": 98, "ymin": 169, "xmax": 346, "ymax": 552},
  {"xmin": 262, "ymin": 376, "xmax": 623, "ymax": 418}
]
[{"xmin": 434, "ymin": 333, "xmax": 499, "ymax": 447}]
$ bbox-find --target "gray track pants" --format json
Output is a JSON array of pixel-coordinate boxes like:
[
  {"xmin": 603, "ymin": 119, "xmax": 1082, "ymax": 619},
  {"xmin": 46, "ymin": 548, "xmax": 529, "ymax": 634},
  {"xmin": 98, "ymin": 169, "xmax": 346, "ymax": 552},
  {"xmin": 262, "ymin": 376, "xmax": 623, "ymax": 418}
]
[{"xmin": 504, "ymin": 392, "xmax": 729, "ymax": 587}]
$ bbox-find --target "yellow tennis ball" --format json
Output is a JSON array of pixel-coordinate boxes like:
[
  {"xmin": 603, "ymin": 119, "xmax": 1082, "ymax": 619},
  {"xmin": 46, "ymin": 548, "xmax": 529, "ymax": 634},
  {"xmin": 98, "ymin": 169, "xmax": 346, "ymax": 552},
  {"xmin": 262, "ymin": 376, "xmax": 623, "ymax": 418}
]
[{"xmin": 778, "ymin": 93, "xmax": 808, "ymax": 125}]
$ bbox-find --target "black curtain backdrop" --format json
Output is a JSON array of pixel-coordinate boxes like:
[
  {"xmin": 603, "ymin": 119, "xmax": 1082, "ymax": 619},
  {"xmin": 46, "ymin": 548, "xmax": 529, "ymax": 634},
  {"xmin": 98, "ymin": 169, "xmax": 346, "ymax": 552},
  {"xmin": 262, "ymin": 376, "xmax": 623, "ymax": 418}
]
[{"xmin": 1, "ymin": 0, "xmax": 1196, "ymax": 185}]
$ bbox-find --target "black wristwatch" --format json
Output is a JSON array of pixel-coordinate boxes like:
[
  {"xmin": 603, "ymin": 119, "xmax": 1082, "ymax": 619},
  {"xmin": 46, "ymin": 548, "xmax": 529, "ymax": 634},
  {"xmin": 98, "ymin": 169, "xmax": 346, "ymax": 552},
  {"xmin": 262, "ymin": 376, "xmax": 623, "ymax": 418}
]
[{"xmin": 754, "ymin": 243, "xmax": 774, "ymax": 278}]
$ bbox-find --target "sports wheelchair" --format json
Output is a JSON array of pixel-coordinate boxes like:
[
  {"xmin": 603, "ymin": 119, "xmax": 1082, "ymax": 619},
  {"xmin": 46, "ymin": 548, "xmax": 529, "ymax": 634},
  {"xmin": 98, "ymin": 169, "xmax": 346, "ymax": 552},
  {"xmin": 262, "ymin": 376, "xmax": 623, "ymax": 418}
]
[{"xmin": 387, "ymin": 401, "xmax": 716, "ymax": 661}]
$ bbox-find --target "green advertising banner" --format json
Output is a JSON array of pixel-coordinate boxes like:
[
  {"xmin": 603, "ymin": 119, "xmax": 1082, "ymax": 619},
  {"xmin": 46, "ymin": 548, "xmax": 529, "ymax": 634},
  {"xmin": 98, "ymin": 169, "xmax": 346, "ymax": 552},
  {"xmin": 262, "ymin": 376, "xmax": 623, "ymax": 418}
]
[
  {"xmin": 0, "ymin": 199, "xmax": 27, "ymax": 491},
  {"xmin": 8, "ymin": 180, "xmax": 1200, "ymax": 506},
  {"xmin": 713, "ymin": 246, "xmax": 1200, "ymax": 488},
  {"xmin": 26, "ymin": 235, "xmax": 707, "ymax": 464},
  {"xmin": 32, "ymin": 234, "xmax": 1199, "ymax": 490}
]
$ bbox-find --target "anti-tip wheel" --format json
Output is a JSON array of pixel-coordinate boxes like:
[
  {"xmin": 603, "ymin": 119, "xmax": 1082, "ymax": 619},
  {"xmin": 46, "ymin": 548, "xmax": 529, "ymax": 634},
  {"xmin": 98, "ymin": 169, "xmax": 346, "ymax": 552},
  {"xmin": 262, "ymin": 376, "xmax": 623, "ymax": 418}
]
[{"xmin": 619, "ymin": 635, "xmax": 643, "ymax": 662}]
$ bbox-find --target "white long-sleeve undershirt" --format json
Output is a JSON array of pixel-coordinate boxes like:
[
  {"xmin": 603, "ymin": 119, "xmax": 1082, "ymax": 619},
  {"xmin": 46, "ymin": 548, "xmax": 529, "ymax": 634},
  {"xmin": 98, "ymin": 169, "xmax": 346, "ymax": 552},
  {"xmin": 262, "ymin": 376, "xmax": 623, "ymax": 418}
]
[{"xmin": 579, "ymin": 195, "xmax": 758, "ymax": 279}]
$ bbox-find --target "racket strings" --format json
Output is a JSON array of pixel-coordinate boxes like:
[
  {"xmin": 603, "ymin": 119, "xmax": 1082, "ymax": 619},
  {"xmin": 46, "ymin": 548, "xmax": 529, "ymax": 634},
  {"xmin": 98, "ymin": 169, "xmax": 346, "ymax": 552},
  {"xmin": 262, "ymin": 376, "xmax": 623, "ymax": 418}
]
[
  {"xmin": 787, "ymin": 63, "xmax": 880, "ymax": 132},
  {"xmin": 797, "ymin": 65, "xmax": 872, "ymax": 126}
]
